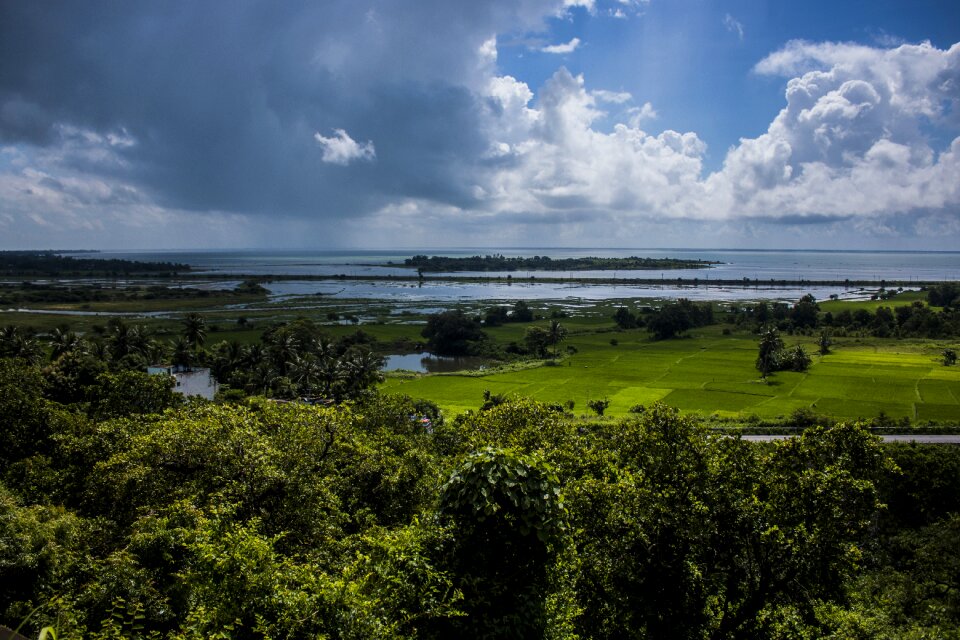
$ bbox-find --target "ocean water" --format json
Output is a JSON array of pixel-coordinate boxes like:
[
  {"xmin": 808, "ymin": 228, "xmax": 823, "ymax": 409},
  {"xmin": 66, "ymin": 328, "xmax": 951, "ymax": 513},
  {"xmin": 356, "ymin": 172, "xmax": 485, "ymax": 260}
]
[{"xmin": 61, "ymin": 248, "xmax": 960, "ymax": 302}]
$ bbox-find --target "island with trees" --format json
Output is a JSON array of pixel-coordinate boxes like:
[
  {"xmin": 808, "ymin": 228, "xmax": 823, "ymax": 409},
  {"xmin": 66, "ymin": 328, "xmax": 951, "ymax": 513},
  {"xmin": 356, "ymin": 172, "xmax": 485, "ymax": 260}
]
[
  {"xmin": 399, "ymin": 254, "xmax": 721, "ymax": 272},
  {"xmin": 0, "ymin": 251, "xmax": 190, "ymax": 277}
]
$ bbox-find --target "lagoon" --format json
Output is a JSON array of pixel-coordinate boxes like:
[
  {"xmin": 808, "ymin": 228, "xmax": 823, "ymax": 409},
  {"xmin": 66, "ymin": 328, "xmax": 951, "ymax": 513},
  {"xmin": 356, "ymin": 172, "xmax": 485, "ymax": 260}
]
[
  {"xmin": 383, "ymin": 352, "xmax": 491, "ymax": 373},
  {"xmin": 60, "ymin": 248, "xmax": 960, "ymax": 304}
]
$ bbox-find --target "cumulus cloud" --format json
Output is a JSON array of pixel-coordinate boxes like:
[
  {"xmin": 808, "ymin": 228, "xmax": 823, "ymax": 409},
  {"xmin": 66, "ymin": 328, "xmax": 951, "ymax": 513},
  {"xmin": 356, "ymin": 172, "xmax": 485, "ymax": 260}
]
[
  {"xmin": 1, "ymin": 1, "xmax": 958, "ymax": 249},
  {"xmin": 459, "ymin": 39, "xmax": 960, "ymax": 242},
  {"xmin": 628, "ymin": 101, "xmax": 658, "ymax": 126},
  {"xmin": 542, "ymin": 37, "xmax": 582, "ymax": 54},
  {"xmin": 475, "ymin": 67, "xmax": 709, "ymax": 223},
  {"xmin": 313, "ymin": 129, "xmax": 376, "ymax": 165},
  {"xmin": 719, "ymin": 40, "xmax": 960, "ymax": 221}
]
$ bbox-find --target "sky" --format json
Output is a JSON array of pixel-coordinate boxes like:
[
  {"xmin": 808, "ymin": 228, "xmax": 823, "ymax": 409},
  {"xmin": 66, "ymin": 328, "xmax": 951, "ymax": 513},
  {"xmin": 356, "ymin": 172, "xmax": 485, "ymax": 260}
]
[{"xmin": 1, "ymin": 0, "xmax": 959, "ymax": 251}]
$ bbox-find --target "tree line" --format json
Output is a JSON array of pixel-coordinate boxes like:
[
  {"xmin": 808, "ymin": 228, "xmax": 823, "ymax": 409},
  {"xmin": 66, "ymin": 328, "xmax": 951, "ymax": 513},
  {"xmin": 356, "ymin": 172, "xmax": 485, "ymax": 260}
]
[
  {"xmin": 0, "ymin": 251, "xmax": 189, "ymax": 276},
  {"xmin": 0, "ymin": 315, "xmax": 384, "ymax": 405},
  {"xmin": 732, "ymin": 292, "xmax": 960, "ymax": 339}
]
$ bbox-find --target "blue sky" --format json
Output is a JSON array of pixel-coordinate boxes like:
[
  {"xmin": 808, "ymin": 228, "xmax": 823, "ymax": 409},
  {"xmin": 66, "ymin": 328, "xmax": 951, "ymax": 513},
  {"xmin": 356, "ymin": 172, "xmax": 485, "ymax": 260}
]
[{"xmin": 1, "ymin": 0, "xmax": 959, "ymax": 250}]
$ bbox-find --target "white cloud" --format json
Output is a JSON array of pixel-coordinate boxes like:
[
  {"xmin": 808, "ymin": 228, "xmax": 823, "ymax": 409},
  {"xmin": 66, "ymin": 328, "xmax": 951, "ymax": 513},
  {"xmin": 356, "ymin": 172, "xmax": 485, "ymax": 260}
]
[
  {"xmin": 313, "ymin": 129, "xmax": 376, "ymax": 165},
  {"xmin": 475, "ymin": 68, "xmax": 710, "ymax": 224},
  {"xmin": 445, "ymin": 39, "xmax": 960, "ymax": 244},
  {"xmin": 541, "ymin": 37, "xmax": 581, "ymax": 54},
  {"xmin": 723, "ymin": 14, "xmax": 744, "ymax": 41},
  {"xmin": 593, "ymin": 89, "xmax": 632, "ymax": 103},
  {"xmin": 627, "ymin": 101, "xmax": 657, "ymax": 126},
  {"xmin": 562, "ymin": 0, "xmax": 595, "ymax": 12},
  {"xmin": 478, "ymin": 36, "xmax": 498, "ymax": 64}
]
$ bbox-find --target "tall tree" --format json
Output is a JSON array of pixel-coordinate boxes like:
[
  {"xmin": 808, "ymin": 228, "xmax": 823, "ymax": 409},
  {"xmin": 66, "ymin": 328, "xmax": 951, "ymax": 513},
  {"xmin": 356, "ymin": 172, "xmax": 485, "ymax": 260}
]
[
  {"xmin": 548, "ymin": 320, "xmax": 568, "ymax": 357},
  {"xmin": 182, "ymin": 313, "xmax": 207, "ymax": 350},
  {"xmin": 756, "ymin": 327, "xmax": 784, "ymax": 379}
]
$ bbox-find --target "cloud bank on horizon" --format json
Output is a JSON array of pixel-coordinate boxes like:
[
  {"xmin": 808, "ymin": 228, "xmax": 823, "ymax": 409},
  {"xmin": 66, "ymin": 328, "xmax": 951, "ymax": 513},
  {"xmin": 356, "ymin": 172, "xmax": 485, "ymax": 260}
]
[{"xmin": 0, "ymin": 0, "xmax": 958, "ymax": 250}]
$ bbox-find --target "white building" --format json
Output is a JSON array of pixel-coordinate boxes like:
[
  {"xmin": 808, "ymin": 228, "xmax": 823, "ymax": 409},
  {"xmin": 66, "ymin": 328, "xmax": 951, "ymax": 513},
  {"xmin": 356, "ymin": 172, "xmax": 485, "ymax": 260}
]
[{"xmin": 148, "ymin": 365, "xmax": 219, "ymax": 401}]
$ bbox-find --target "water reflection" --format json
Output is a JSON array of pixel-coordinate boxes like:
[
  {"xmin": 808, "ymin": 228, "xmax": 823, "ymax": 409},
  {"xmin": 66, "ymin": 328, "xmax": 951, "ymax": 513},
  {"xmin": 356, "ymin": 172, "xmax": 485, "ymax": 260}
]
[{"xmin": 384, "ymin": 352, "xmax": 490, "ymax": 373}]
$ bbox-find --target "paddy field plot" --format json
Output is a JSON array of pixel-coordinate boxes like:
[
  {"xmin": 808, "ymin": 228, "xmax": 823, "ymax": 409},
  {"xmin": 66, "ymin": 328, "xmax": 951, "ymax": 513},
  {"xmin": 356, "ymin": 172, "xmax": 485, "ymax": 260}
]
[{"xmin": 382, "ymin": 328, "xmax": 960, "ymax": 422}]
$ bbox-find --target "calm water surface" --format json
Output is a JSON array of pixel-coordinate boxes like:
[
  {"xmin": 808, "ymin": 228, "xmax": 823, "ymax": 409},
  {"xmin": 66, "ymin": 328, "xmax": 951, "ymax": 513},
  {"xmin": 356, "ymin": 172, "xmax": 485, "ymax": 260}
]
[
  {"xmin": 383, "ymin": 352, "xmax": 491, "ymax": 373},
  {"xmin": 61, "ymin": 248, "xmax": 960, "ymax": 303}
]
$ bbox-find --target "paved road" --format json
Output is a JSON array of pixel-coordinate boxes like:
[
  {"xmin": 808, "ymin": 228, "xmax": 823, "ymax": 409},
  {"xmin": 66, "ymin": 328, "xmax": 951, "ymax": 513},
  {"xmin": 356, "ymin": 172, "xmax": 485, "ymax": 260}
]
[{"xmin": 740, "ymin": 434, "xmax": 960, "ymax": 444}]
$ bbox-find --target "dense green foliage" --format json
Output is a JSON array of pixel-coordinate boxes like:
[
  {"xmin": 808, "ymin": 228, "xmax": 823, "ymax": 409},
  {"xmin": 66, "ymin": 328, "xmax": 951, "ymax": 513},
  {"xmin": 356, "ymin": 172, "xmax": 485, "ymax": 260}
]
[
  {"xmin": 421, "ymin": 310, "xmax": 487, "ymax": 356},
  {"xmin": 402, "ymin": 254, "xmax": 719, "ymax": 272},
  {"xmin": 0, "ymin": 316, "xmax": 384, "ymax": 404},
  {"xmin": 646, "ymin": 298, "xmax": 715, "ymax": 340},
  {"xmin": 735, "ymin": 294, "xmax": 960, "ymax": 339},
  {"xmin": 3, "ymin": 354, "xmax": 958, "ymax": 638}
]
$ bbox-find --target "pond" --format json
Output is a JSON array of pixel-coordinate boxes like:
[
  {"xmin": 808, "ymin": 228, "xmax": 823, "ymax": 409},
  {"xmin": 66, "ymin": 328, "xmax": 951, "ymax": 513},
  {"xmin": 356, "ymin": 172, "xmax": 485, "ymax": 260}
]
[{"xmin": 383, "ymin": 352, "xmax": 492, "ymax": 373}]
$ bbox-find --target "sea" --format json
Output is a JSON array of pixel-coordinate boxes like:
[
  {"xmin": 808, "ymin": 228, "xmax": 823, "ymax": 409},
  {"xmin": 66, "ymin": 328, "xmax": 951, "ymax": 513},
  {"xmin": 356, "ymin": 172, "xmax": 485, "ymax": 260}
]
[{"xmin": 61, "ymin": 248, "xmax": 960, "ymax": 303}]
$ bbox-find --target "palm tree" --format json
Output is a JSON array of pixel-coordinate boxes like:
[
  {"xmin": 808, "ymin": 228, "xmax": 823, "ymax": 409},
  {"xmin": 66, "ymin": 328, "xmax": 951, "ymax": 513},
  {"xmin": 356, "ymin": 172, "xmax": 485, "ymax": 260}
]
[
  {"xmin": 288, "ymin": 352, "xmax": 324, "ymax": 396},
  {"xmin": 10, "ymin": 333, "xmax": 42, "ymax": 364},
  {"xmin": 548, "ymin": 320, "xmax": 568, "ymax": 357},
  {"xmin": 106, "ymin": 318, "xmax": 133, "ymax": 360},
  {"xmin": 240, "ymin": 343, "xmax": 263, "ymax": 365},
  {"xmin": 182, "ymin": 313, "xmax": 207, "ymax": 350},
  {"xmin": 317, "ymin": 355, "xmax": 345, "ymax": 399},
  {"xmin": 268, "ymin": 332, "xmax": 300, "ymax": 376},
  {"xmin": 49, "ymin": 328, "xmax": 85, "ymax": 360},
  {"xmin": 0, "ymin": 326, "xmax": 43, "ymax": 364},
  {"xmin": 171, "ymin": 336, "xmax": 194, "ymax": 368},
  {"xmin": 144, "ymin": 338, "xmax": 168, "ymax": 365},
  {"xmin": 341, "ymin": 349, "xmax": 384, "ymax": 400},
  {"xmin": 0, "ymin": 325, "xmax": 18, "ymax": 350},
  {"xmin": 127, "ymin": 325, "xmax": 151, "ymax": 357},
  {"xmin": 247, "ymin": 360, "xmax": 278, "ymax": 397},
  {"xmin": 88, "ymin": 340, "xmax": 110, "ymax": 361}
]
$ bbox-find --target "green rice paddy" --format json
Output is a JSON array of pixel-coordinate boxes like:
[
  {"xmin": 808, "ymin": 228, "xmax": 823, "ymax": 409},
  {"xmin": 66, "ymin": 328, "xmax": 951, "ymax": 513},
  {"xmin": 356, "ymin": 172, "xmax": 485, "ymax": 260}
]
[
  {"xmin": 382, "ymin": 325, "xmax": 960, "ymax": 422},
  {"xmin": 4, "ymin": 284, "xmax": 958, "ymax": 424}
]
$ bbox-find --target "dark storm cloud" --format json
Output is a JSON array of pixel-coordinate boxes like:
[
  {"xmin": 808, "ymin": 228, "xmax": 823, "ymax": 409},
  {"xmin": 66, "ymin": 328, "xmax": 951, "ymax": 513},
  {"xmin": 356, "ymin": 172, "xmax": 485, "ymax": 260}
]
[{"xmin": 0, "ymin": 1, "xmax": 551, "ymax": 219}]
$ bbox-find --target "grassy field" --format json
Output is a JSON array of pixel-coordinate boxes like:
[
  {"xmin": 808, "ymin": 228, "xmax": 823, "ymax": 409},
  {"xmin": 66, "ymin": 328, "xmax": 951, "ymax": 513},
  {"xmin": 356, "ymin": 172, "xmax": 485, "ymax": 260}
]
[
  {"xmin": 382, "ymin": 324, "xmax": 960, "ymax": 422},
  {"xmin": 4, "ymin": 283, "xmax": 959, "ymax": 424}
]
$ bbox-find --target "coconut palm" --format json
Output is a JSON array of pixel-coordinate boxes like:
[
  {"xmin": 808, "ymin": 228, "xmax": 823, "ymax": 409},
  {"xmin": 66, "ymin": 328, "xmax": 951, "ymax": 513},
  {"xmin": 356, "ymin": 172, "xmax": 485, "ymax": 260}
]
[
  {"xmin": 11, "ymin": 334, "xmax": 42, "ymax": 364},
  {"xmin": 548, "ymin": 319, "xmax": 568, "ymax": 357},
  {"xmin": 287, "ymin": 352, "xmax": 325, "ymax": 396},
  {"xmin": 0, "ymin": 326, "xmax": 27, "ymax": 360},
  {"xmin": 268, "ymin": 332, "xmax": 300, "ymax": 376},
  {"xmin": 182, "ymin": 313, "xmax": 207, "ymax": 350},
  {"xmin": 0, "ymin": 326, "xmax": 42, "ymax": 364},
  {"xmin": 317, "ymin": 355, "xmax": 346, "ymax": 399},
  {"xmin": 341, "ymin": 348, "xmax": 384, "ymax": 399},
  {"xmin": 144, "ymin": 338, "xmax": 169, "ymax": 365},
  {"xmin": 106, "ymin": 318, "xmax": 134, "ymax": 360},
  {"xmin": 171, "ymin": 336, "xmax": 194, "ymax": 368},
  {"xmin": 49, "ymin": 328, "xmax": 85, "ymax": 360}
]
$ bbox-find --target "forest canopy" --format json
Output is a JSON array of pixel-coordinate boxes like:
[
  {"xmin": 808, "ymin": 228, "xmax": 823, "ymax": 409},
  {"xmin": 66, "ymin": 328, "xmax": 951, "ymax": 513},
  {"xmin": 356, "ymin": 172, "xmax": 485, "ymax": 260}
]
[{"xmin": 2, "ymin": 353, "xmax": 958, "ymax": 638}]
